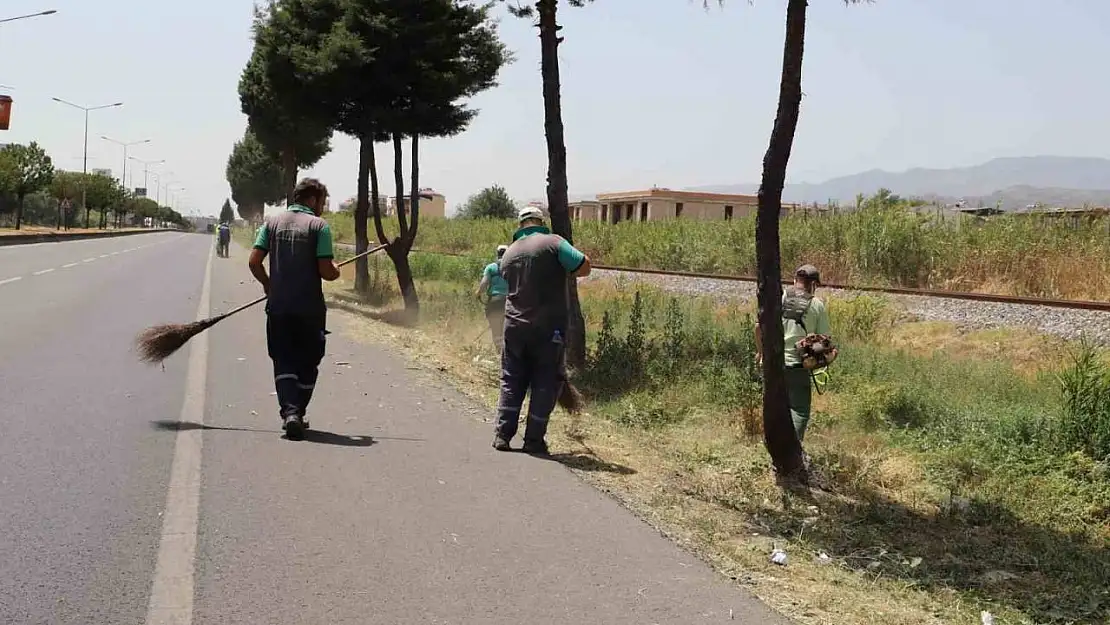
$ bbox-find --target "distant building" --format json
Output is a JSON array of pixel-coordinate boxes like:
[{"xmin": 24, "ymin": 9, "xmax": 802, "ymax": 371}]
[
  {"xmin": 571, "ymin": 188, "xmax": 762, "ymax": 223},
  {"xmin": 1016, "ymin": 205, "xmax": 1109, "ymax": 228},
  {"xmin": 388, "ymin": 189, "xmax": 446, "ymax": 219}
]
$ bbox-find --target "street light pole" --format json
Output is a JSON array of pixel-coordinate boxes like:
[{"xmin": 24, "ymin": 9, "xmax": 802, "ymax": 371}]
[
  {"xmin": 52, "ymin": 98, "xmax": 122, "ymax": 229},
  {"xmin": 128, "ymin": 157, "xmax": 164, "ymax": 195},
  {"xmin": 101, "ymin": 136, "xmax": 151, "ymax": 228},
  {"xmin": 0, "ymin": 10, "xmax": 58, "ymax": 25}
]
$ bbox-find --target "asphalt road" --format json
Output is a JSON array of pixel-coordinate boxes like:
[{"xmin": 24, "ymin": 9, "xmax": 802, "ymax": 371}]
[{"xmin": 1, "ymin": 233, "xmax": 792, "ymax": 624}]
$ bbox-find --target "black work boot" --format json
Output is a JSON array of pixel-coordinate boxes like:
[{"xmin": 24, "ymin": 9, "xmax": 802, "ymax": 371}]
[
  {"xmin": 521, "ymin": 439, "xmax": 549, "ymax": 456},
  {"xmin": 492, "ymin": 435, "xmax": 512, "ymax": 452},
  {"xmin": 283, "ymin": 414, "xmax": 305, "ymax": 440}
]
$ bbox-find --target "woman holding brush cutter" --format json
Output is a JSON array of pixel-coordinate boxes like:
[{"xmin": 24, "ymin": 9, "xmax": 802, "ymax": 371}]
[{"xmin": 247, "ymin": 178, "xmax": 342, "ymax": 440}]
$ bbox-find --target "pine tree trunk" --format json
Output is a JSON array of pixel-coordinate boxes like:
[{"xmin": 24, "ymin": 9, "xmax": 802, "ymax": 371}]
[
  {"xmin": 391, "ymin": 133, "xmax": 418, "ymax": 312},
  {"xmin": 281, "ymin": 146, "xmax": 297, "ymax": 206},
  {"xmin": 355, "ymin": 135, "xmax": 372, "ymax": 294},
  {"xmin": 536, "ymin": 0, "xmax": 586, "ymax": 369},
  {"xmin": 758, "ymin": 0, "xmax": 808, "ymax": 481},
  {"xmin": 407, "ymin": 135, "xmax": 420, "ymax": 248},
  {"xmin": 369, "ymin": 137, "xmax": 388, "ymax": 246}
]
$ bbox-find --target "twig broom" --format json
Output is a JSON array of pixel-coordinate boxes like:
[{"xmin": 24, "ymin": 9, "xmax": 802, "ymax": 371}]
[{"xmin": 135, "ymin": 243, "xmax": 389, "ymax": 364}]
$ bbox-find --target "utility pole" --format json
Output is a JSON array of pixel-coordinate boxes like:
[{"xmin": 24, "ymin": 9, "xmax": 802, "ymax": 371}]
[
  {"xmin": 52, "ymin": 98, "xmax": 122, "ymax": 228},
  {"xmin": 101, "ymin": 136, "xmax": 151, "ymax": 228}
]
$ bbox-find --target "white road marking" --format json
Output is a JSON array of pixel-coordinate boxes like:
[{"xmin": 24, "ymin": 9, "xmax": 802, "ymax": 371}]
[
  {"xmin": 81, "ymin": 258, "xmax": 96, "ymax": 263},
  {"xmin": 144, "ymin": 245, "xmax": 212, "ymax": 625},
  {"xmin": 0, "ymin": 276, "xmax": 22, "ymax": 286},
  {"xmin": 33, "ymin": 268, "xmax": 55, "ymax": 276},
  {"xmin": 62, "ymin": 263, "xmax": 78, "ymax": 268},
  {"xmin": 99, "ymin": 254, "xmax": 110, "ymax": 258}
]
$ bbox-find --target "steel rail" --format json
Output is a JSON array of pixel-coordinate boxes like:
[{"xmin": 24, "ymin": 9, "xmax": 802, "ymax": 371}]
[{"xmin": 334, "ymin": 243, "xmax": 1110, "ymax": 313}]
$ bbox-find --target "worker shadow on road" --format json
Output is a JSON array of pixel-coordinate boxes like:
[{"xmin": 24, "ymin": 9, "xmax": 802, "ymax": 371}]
[{"xmin": 150, "ymin": 420, "xmax": 421, "ymax": 448}]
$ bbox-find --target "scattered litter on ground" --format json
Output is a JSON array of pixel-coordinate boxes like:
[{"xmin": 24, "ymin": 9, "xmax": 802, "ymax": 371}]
[
  {"xmin": 981, "ymin": 611, "xmax": 994, "ymax": 625},
  {"xmin": 770, "ymin": 548, "xmax": 788, "ymax": 566}
]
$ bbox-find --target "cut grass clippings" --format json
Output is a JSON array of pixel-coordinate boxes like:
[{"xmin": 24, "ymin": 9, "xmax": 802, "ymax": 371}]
[{"xmin": 319, "ymin": 249, "xmax": 1110, "ymax": 625}]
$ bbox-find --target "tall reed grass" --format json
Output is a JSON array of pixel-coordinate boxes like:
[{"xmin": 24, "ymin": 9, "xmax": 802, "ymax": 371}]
[{"xmin": 326, "ymin": 190, "xmax": 1110, "ymax": 300}]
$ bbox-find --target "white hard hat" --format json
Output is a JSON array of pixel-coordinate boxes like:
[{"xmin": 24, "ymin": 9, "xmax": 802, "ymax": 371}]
[{"xmin": 517, "ymin": 206, "xmax": 545, "ymax": 223}]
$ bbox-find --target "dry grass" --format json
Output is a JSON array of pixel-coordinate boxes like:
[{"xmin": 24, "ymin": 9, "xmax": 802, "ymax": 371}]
[{"xmin": 326, "ymin": 272, "xmax": 1110, "ymax": 625}]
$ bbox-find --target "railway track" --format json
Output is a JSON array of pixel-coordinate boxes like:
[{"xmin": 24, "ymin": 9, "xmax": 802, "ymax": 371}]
[{"xmin": 336, "ymin": 243, "xmax": 1110, "ymax": 313}]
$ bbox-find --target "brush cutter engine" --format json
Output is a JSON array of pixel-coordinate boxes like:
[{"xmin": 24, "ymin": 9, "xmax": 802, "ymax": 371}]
[{"xmin": 796, "ymin": 333, "xmax": 837, "ymax": 371}]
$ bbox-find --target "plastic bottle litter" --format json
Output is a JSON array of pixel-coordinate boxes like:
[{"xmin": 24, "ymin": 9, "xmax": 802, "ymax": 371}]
[{"xmin": 981, "ymin": 611, "xmax": 994, "ymax": 625}]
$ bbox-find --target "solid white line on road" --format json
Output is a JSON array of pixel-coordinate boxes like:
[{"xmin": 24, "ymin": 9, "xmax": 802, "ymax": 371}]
[
  {"xmin": 0, "ymin": 276, "xmax": 22, "ymax": 286},
  {"xmin": 145, "ymin": 245, "xmax": 212, "ymax": 625},
  {"xmin": 32, "ymin": 268, "xmax": 55, "ymax": 276},
  {"xmin": 62, "ymin": 263, "xmax": 78, "ymax": 268},
  {"xmin": 81, "ymin": 258, "xmax": 96, "ymax": 263}
]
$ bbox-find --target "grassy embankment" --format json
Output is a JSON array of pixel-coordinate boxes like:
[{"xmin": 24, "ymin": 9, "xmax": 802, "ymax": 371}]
[{"xmin": 235, "ymin": 209, "xmax": 1110, "ymax": 624}]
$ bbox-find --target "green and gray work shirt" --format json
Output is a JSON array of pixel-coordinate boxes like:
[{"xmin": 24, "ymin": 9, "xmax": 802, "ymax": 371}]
[
  {"xmin": 500, "ymin": 225, "xmax": 586, "ymax": 335},
  {"xmin": 482, "ymin": 261, "xmax": 509, "ymax": 298},
  {"xmin": 252, "ymin": 205, "xmax": 334, "ymax": 317}
]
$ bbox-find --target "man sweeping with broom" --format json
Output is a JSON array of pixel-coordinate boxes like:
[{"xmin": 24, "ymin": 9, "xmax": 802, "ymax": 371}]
[
  {"xmin": 248, "ymin": 178, "xmax": 341, "ymax": 440},
  {"xmin": 492, "ymin": 206, "xmax": 591, "ymax": 455}
]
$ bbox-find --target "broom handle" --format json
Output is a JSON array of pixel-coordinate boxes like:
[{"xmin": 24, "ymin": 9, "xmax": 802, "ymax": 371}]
[{"xmin": 220, "ymin": 242, "xmax": 391, "ymax": 319}]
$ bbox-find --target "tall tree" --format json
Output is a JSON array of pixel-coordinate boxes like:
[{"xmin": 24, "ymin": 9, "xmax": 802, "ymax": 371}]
[
  {"xmin": 710, "ymin": 0, "xmax": 868, "ymax": 480},
  {"xmin": 239, "ymin": 2, "xmax": 333, "ymax": 204},
  {"xmin": 1, "ymin": 142, "xmax": 55, "ymax": 230},
  {"xmin": 219, "ymin": 198, "xmax": 235, "ymax": 223},
  {"xmin": 504, "ymin": 0, "xmax": 590, "ymax": 368},
  {"xmin": 50, "ymin": 170, "xmax": 83, "ymax": 229},
  {"xmin": 226, "ymin": 129, "xmax": 284, "ymax": 223},
  {"xmin": 293, "ymin": 0, "xmax": 508, "ymax": 308},
  {"xmin": 457, "ymin": 184, "xmax": 516, "ymax": 219},
  {"xmin": 84, "ymin": 172, "xmax": 125, "ymax": 229}
]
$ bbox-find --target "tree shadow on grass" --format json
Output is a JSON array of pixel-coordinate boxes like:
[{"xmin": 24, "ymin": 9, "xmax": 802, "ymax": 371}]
[{"xmin": 727, "ymin": 472, "xmax": 1110, "ymax": 624}]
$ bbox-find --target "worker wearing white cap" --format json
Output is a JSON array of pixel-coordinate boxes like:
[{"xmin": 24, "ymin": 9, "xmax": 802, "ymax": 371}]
[
  {"xmin": 492, "ymin": 206, "xmax": 591, "ymax": 455},
  {"xmin": 476, "ymin": 244, "xmax": 510, "ymax": 351}
]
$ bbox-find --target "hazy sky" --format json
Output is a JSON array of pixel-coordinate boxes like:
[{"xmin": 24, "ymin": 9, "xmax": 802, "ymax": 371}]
[{"xmin": 2, "ymin": 0, "xmax": 1107, "ymax": 217}]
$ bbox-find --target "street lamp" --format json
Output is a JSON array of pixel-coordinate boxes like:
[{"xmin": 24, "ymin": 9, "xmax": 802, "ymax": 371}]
[
  {"xmin": 0, "ymin": 10, "xmax": 57, "ymax": 25},
  {"xmin": 52, "ymin": 97, "xmax": 122, "ymax": 228},
  {"xmin": 101, "ymin": 136, "xmax": 150, "ymax": 190},
  {"xmin": 150, "ymin": 171, "xmax": 173, "ymax": 204},
  {"xmin": 101, "ymin": 136, "xmax": 150, "ymax": 229},
  {"xmin": 128, "ymin": 156, "xmax": 164, "ymax": 195}
]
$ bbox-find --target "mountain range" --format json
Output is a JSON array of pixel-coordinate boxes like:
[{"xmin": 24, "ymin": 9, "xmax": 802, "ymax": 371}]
[{"xmin": 686, "ymin": 156, "xmax": 1110, "ymax": 210}]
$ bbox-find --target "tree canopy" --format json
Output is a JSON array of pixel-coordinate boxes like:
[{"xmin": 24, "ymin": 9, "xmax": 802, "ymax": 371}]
[
  {"xmin": 226, "ymin": 129, "xmax": 284, "ymax": 222},
  {"xmin": 457, "ymin": 184, "xmax": 516, "ymax": 219},
  {"xmin": 239, "ymin": 3, "xmax": 333, "ymax": 201},
  {"xmin": 219, "ymin": 199, "xmax": 235, "ymax": 223}
]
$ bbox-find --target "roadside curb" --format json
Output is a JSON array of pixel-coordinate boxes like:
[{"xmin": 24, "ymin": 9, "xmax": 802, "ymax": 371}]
[{"xmin": 0, "ymin": 228, "xmax": 176, "ymax": 247}]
